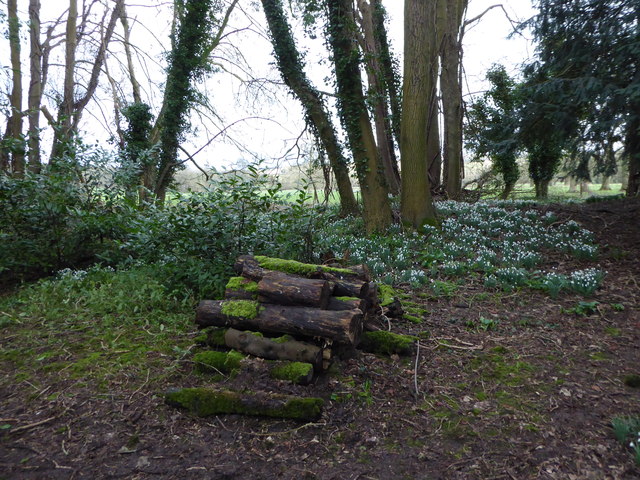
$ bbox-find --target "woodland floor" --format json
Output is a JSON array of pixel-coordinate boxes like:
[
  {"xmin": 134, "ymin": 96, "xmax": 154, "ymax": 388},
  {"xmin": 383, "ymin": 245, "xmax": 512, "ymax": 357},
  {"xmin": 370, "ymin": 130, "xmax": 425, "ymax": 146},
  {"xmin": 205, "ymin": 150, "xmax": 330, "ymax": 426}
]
[{"xmin": 1, "ymin": 198, "xmax": 639, "ymax": 480}]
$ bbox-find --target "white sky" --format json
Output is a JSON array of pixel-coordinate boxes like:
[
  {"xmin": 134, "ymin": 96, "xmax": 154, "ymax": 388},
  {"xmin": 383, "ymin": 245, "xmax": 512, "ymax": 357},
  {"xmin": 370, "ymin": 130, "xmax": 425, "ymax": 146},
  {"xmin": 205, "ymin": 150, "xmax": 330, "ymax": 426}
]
[{"xmin": 2, "ymin": 0, "xmax": 537, "ymax": 172}]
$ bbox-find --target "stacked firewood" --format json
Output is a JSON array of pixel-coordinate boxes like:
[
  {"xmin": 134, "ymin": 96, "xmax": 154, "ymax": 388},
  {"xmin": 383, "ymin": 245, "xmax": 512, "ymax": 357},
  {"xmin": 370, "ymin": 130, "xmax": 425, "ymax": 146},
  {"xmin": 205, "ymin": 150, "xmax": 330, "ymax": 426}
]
[
  {"xmin": 195, "ymin": 255, "xmax": 378, "ymax": 370},
  {"xmin": 165, "ymin": 255, "xmax": 418, "ymax": 422}
]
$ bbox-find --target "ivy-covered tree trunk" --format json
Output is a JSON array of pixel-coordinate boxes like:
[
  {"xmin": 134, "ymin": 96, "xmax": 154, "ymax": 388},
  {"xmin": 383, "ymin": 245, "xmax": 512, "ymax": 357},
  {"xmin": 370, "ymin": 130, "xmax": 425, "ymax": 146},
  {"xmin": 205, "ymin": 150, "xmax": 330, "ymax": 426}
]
[
  {"xmin": 400, "ymin": 0, "xmax": 438, "ymax": 228},
  {"xmin": 371, "ymin": 0, "xmax": 401, "ymax": 151},
  {"xmin": 356, "ymin": 0, "xmax": 400, "ymax": 195},
  {"xmin": 529, "ymin": 145, "xmax": 560, "ymax": 199},
  {"xmin": 326, "ymin": 0, "xmax": 392, "ymax": 233},
  {"xmin": 260, "ymin": 0, "xmax": 358, "ymax": 216},
  {"xmin": 155, "ymin": 0, "xmax": 216, "ymax": 203}
]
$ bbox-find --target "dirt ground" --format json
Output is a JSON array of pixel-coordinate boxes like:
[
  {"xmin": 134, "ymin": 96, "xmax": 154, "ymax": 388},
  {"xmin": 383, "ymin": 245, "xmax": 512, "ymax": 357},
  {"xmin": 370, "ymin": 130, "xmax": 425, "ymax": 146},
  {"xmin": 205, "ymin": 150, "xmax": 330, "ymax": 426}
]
[{"xmin": 1, "ymin": 198, "xmax": 639, "ymax": 479}]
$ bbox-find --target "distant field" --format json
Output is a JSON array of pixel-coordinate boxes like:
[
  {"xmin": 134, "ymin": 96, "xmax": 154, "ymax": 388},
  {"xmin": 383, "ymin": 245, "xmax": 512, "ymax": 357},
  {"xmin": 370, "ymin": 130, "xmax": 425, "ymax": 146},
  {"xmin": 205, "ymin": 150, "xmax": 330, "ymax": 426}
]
[{"xmin": 506, "ymin": 183, "xmax": 625, "ymax": 201}]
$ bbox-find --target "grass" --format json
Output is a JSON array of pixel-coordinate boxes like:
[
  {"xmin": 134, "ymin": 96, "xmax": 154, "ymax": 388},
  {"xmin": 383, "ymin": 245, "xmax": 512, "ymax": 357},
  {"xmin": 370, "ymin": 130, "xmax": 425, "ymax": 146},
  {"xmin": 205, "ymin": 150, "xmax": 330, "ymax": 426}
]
[
  {"xmin": 505, "ymin": 183, "xmax": 625, "ymax": 201},
  {"xmin": 0, "ymin": 266, "xmax": 196, "ymax": 397}
]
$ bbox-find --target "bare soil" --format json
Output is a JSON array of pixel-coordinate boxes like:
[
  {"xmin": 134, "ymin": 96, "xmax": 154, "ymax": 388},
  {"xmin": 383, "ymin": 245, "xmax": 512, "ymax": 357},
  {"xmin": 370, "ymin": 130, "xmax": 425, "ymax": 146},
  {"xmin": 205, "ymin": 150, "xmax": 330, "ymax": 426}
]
[{"xmin": 1, "ymin": 198, "xmax": 639, "ymax": 480}]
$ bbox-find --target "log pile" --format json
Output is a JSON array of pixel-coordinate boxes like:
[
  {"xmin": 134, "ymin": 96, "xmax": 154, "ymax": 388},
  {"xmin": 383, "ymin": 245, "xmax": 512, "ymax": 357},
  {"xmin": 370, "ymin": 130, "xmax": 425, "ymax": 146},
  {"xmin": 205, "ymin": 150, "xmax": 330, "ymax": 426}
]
[
  {"xmin": 167, "ymin": 255, "xmax": 417, "ymax": 421},
  {"xmin": 195, "ymin": 255, "xmax": 379, "ymax": 363}
]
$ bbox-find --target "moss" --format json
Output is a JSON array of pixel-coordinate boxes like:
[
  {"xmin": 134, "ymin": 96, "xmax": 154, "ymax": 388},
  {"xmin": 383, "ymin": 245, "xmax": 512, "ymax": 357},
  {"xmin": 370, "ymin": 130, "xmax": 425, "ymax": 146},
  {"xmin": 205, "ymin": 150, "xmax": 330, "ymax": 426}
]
[
  {"xmin": 469, "ymin": 352, "xmax": 534, "ymax": 387},
  {"xmin": 377, "ymin": 284, "xmax": 397, "ymax": 307},
  {"xmin": 254, "ymin": 255, "xmax": 353, "ymax": 276},
  {"xmin": 225, "ymin": 276, "xmax": 258, "ymax": 293},
  {"xmin": 335, "ymin": 296, "xmax": 360, "ymax": 302},
  {"xmin": 195, "ymin": 328, "xmax": 227, "ymax": 347},
  {"xmin": 270, "ymin": 362, "xmax": 314, "ymax": 384},
  {"xmin": 193, "ymin": 350, "xmax": 244, "ymax": 374},
  {"xmin": 272, "ymin": 334, "xmax": 294, "ymax": 343},
  {"xmin": 623, "ymin": 374, "xmax": 640, "ymax": 388},
  {"xmin": 403, "ymin": 314, "xmax": 423, "ymax": 324},
  {"xmin": 165, "ymin": 387, "xmax": 323, "ymax": 420},
  {"xmin": 221, "ymin": 300, "xmax": 260, "ymax": 319},
  {"xmin": 359, "ymin": 330, "xmax": 417, "ymax": 355}
]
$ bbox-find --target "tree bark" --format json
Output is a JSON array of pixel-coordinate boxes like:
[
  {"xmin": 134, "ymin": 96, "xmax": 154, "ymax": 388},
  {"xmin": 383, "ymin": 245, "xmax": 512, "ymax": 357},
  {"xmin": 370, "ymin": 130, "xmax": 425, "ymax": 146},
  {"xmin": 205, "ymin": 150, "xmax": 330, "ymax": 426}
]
[
  {"xmin": 50, "ymin": 0, "xmax": 78, "ymax": 162},
  {"xmin": 6, "ymin": 0, "xmax": 25, "ymax": 176},
  {"xmin": 400, "ymin": 0, "xmax": 438, "ymax": 228},
  {"xmin": 257, "ymin": 271, "xmax": 332, "ymax": 308},
  {"xmin": 260, "ymin": 0, "xmax": 359, "ymax": 216},
  {"xmin": 51, "ymin": 0, "xmax": 124, "ymax": 162},
  {"xmin": 165, "ymin": 387, "xmax": 323, "ymax": 421},
  {"xmin": 196, "ymin": 300, "xmax": 363, "ymax": 345},
  {"xmin": 326, "ymin": 0, "xmax": 392, "ymax": 233},
  {"xmin": 371, "ymin": 0, "xmax": 402, "ymax": 151},
  {"xmin": 441, "ymin": 0, "xmax": 467, "ymax": 199},
  {"xmin": 27, "ymin": 0, "xmax": 42, "ymax": 173},
  {"xmin": 356, "ymin": 0, "xmax": 401, "ymax": 195},
  {"xmin": 224, "ymin": 328, "xmax": 324, "ymax": 371}
]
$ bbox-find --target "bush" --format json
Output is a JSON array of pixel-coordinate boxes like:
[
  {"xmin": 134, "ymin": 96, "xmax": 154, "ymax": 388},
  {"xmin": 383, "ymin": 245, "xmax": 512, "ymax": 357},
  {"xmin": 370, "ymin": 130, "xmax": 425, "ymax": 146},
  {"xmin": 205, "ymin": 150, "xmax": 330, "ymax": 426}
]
[{"xmin": 0, "ymin": 158, "xmax": 134, "ymax": 281}]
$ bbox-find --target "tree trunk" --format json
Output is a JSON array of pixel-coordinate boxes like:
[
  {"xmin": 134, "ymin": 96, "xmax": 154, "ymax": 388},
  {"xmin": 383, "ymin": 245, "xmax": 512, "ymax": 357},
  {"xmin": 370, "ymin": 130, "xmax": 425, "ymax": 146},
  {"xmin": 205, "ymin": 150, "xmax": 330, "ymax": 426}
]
[
  {"xmin": 165, "ymin": 387, "xmax": 323, "ymax": 421},
  {"xmin": 257, "ymin": 272, "xmax": 332, "ymax": 308},
  {"xmin": 119, "ymin": 6, "xmax": 142, "ymax": 104},
  {"xmin": 27, "ymin": 0, "xmax": 42, "ymax": 173},
  {"xmin": 51, "ymin": 0, "xmax": 78, "ymax": 162},
  {"xmin": 568, "ymin": 176, "xmax": 578, "ymax": 192},
  {"xmin": 357, "ymin": 0, "xmax": 400, "ymax": 195},
  {"xmin": 51, "ymin": 0, "xmax": 124, "ymax": 162},
  {"xmin": 400, "ymin": 0, "xmax": 438, "ymax": 228},
  {"xmin": 196, "ymin": 300, "xmax": 363, "ymax": 345},
  {"xmin": 535, "ymin": 179, "xmax": 550, "ymax": 199},
  {"xmin": 627, "ymin": 101, "xmax": 640, "ymax": 197},
  {"xmin": 260, "ymin": 0, "xmax": 359, "ymax": 216},
  {"xmin": 224, "ymin": 328, "xmax": 324, "ymax": 371},
  {"xmin": 6, "ymin": 0, "xmax": 25, "ymax": 176},
  {"xmin": 428, "ymin": 103, "xmax": 441, "ymax": 189},
  {"xmin": 326, "ymin": 0, "xmax": 392, "ymax": 233},
  {"xmin": 371, "ymin": 0, "xmax": 402, "ymax": 150},
  {"xmin": 441, "ymin": 0, "xmax": 467, "ymax": 199},
  {"xmin": 580, "ymin": 181, "xmax": 590, "ymax": 196}
]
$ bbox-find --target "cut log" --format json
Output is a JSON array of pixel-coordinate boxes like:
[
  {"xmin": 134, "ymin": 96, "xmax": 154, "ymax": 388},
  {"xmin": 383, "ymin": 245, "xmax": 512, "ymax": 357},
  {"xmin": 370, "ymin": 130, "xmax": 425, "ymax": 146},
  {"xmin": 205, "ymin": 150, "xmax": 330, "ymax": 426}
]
[
  {"xmin": 257, "ymin": 271, "xmax": 332, "ymax": 308},
  {"xmin": 359, "ymin": 330, "xmax": 417, "ymax": 356},
  {"xmin": 234, "ymin": 255, "xmax": 266, "ymax": 280},
  {"xmin": 329, "ymin": 277, "xmax": 370, "ymax": 299},
  {"xmin": 165, "ymin": 387, "xmax": 323, "ymax": 421},
  {"xmin": 236, "ymin": 255, "xmax": 369, "ymax": 282},
  {"xmin": 224, "ymin": 276, "xmax": 259, "ymax": 300},
  {"xmin": 224, "ymin": 328, "xmax": 324, "ymax": 370},
  {"xmin": 268, "ymin": 361, "xmax": 315, "ymax": 385},
  {"xmin": 327, "ymin": 296, "xmax": 366, "ymax": 311},
  {"xmin": 196, "ymin": 300, "xmax": 363, "ymax": 345}
]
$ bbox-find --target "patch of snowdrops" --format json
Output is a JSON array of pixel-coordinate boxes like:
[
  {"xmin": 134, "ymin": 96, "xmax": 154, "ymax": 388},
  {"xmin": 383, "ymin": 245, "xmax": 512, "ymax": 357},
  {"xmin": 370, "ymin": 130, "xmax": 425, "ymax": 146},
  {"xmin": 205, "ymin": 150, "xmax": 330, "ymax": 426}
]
[{"xmin": 315, "ymin": 200, "xmax": 605, "ymax": 296}]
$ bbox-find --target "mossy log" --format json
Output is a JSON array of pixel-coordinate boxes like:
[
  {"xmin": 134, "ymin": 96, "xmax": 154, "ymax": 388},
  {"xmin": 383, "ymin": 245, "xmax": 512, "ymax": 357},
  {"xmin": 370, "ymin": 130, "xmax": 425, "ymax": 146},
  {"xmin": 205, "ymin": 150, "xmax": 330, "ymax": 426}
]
[
  {"xmin": 193, "ymin": 350, "xmax": 244, "ymax": 374},
  {"xmin": 196, "ymin": 300, "xmax": 363, "ymax": 345},
  {"xmin": 327, "ymin": 296, "xmax": 366, "ymax": 311},
  {"xmin": 234, "ymin": 255, "xmax": 369, "ymax": 282},
  {"xmin": 225, "ymin": 276, "xmax": 259, "ymax": 300},
  {"xmin": 165, "ymin": 387, "xmax": 323, "ymax": 421},
  {"xmin": 268, "ymin": 361, "xmax": 315, "ymax": 385},
  {"xmin": 359, "ymin": 330, "xmax": 417, "ymax": 355},
  {"xmin": 257, "ymin": 271, "xmax": 332, "ymax": 308},
  {"xmin": 326, "ymin": 276, "xmax": 370, "ymax": 299},
  {"xmin": 224, "ymin": 328, "xmax": 324, "ymax": 370},
  {"xmin": 234, "ymin": 255, "xmax": 267, "ymax": 280}
]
